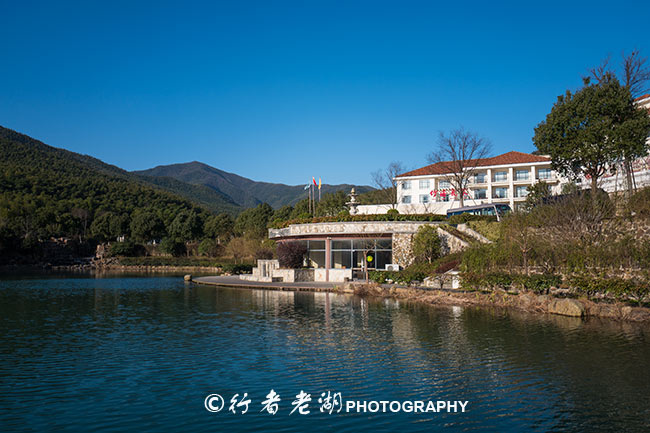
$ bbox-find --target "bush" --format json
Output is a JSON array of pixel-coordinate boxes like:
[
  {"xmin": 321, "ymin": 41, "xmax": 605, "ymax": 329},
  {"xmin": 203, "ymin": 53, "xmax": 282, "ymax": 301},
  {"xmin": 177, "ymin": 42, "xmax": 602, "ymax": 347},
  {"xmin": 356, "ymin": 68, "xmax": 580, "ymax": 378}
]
[
  {"xmin": 519, "ymin": 274, "xmax": 562, "ymax": 294},
  {"xmin": 448, "ymin": 214, "xmax": 472, "ymax": 225},
  {"xmin": 368, "ymin": 263, "xmax": 436, "ymax": 285},
  {"xmin": 276, "ymin": 241, "xmax": 307, "ymax": 268},
  {"xmin": 254, "ymin": 247, "xmax": 274, "ymax": 260},
  {"xmin": 269, "ymin": 213, "xmax": 495, "ymax": 229},
  {"xmin": 221, "ymin": 263, "xmax": 254, "ymax": 275},
  {"xmin": 568, "ymin": 275, "xmax": 648, "ymax": 303},
  {"xmin": 412, "ymin": 225, "xmax": 442, "ymax": 263},
  {"xmin": 109, "ymin": 240, "xmax": 145, "ymax": 257},
  {"xmin": 628, "ymin": 186, "xmax": 650, "ymax": 218},
  {"xmin": 386, "ymin": 208, "xmax": 399, "ymax": 219},
  {"xmin": 433, "ymin": 252, "xmax": 462, "ymax": 274}
]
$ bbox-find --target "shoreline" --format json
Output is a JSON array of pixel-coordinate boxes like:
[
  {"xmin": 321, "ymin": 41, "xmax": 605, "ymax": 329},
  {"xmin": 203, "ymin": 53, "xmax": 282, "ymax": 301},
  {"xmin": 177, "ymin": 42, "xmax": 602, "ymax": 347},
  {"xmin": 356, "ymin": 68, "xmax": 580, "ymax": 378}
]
[{"xmin": 192, "ymin": 276, "xmax": 650, "ymax": 323}]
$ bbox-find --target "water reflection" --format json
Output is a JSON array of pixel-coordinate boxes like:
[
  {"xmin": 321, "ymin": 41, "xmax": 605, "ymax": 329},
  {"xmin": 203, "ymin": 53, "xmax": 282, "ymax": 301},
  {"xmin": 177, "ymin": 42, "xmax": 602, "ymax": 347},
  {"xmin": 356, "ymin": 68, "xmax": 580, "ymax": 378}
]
[{"xmin": 0, "ymin": 276, "xmax": 649, "ymax": 433}]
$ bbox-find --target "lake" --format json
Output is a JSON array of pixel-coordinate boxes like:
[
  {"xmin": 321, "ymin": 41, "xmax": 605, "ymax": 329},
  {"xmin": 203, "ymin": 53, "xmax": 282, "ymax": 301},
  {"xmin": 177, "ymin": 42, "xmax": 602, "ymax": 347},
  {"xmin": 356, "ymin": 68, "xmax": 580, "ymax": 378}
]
[{"xmin": 1, "ymin": 273, "xmax": 649, "ymax": 432}]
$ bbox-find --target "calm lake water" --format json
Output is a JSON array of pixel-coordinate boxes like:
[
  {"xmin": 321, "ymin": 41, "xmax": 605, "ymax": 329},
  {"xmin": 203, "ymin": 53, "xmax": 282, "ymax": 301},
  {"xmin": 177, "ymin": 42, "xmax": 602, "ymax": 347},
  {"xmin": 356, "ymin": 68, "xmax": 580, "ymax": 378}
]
[{"xmin": 1, "ymin": 274, "xmax": 649, "ymax": 432}]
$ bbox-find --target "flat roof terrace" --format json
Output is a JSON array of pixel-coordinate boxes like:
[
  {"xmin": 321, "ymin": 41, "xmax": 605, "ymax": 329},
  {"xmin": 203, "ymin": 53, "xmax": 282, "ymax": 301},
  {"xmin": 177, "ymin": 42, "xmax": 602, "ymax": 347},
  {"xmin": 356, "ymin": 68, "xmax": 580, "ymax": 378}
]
[{"xmin": 268, "ymin": 220, "xmax": 443, "ymax": 240}]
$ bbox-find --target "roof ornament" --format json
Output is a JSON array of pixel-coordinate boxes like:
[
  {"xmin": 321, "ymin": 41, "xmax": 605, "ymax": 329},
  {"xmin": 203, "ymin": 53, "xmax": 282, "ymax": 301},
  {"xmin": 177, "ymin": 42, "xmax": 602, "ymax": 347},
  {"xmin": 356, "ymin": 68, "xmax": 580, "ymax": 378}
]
[{"xmin": 347, "ymin": 188, "xmax": 358, "ymax": 215}]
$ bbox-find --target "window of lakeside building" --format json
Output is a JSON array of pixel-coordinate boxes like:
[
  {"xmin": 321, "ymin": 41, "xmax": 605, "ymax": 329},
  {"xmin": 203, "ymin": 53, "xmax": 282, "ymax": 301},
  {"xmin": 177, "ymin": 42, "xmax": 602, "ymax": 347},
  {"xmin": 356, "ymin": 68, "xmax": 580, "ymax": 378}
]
[
  {"xmin": 402, "ymin": 195, "xmax": 411, "ymax": 204},
  {"xmin": 538, "ymin": 168, "xmax": 552, "ymax": 179},
  {"xmin": 401, "ymin": 181, "xmax": 411, "ymax": 190},
  {"xmin": 439, "ymin": 180, "xmax": 451, "ymax": 189},
  {"xmin": 474, "ymin": 189, "xmax": 487, "ymax": 199},
  {"xmin": 419, "ymin": 179, "xmax": 430, "ymax": 189},
  {"xmin": 474, "ymin": 173, "xmax": 487, "ymax": 183},
  {"xmin": 494, "ymin": 171, "xmax": 508, "ymax": 182},
  {"xmin": 515, "ymin": 186, "xmax": 529, "ymax": 197},
  {"xmin": 330, "ymin": 238, "xmax": 392, "ymax": 270},
  {"xmin": 494, "ymin": 187, "xmax": 508, "ymax": 198},
  {"xmin": 515, "ymin": 170, "xmax": 529, "ymax": 181},
  {"xmin": 419, "ymin": 194, "xmax": 429, "ymax": 203}
]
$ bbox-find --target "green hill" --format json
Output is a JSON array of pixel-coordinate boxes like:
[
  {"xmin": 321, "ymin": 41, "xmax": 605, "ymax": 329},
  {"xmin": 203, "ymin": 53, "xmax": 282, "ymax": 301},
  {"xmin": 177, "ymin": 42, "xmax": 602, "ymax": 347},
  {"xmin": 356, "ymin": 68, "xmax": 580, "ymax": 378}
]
[{"xmin": 0, "ymin": 125, "xmax": 215, "ymax": 248}]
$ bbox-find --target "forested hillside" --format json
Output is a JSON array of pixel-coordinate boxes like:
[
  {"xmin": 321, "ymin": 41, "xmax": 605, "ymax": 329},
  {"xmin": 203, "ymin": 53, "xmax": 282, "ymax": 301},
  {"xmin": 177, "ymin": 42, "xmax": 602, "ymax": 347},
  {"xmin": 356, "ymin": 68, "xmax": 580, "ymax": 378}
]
[
  {"xmin": 0, "ymin": 126, "xmax": 215, "ymax": 257},
  {"xmin": 134, "ymin": 161, "xmax": 373, "ymax": 208}
]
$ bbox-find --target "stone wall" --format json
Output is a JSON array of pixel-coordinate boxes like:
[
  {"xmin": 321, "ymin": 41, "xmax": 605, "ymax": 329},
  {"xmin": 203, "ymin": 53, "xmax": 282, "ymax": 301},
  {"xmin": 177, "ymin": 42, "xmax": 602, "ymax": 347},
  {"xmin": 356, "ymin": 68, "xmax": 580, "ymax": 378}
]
[{"xmin": 392, "ymin": 233, "xmax": 415, "ymax": 268}]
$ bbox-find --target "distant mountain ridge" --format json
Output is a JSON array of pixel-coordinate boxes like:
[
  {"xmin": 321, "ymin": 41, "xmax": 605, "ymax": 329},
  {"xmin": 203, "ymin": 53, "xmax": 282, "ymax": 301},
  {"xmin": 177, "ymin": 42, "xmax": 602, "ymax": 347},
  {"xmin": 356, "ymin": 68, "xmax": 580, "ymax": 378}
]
[{"xmin": 133, "ymin": 161, "xmax": 373, "ymax": 209}]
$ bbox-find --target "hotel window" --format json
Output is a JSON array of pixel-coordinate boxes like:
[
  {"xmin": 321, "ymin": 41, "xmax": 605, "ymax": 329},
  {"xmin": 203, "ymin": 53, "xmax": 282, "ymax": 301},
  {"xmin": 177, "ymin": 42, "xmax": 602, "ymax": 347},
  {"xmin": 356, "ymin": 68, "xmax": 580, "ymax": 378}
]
[
  {"xmin": 515, "ymin": 170, "xmax": 529, "ymax": 181},
  {"xmin": 515, "ymin": 186, "xmax": 529, "ymax": 198},
  {"xmin": 474, "ymin": 173, "xmax": 486, "ymax": 184},
  {"xmin": 418, "ymin": 179, "xmax": 430, "ymax": 189},
  {"xmin": 438, "ymin": 180, "xmax": 451, "ymax": 189},
  {"xmin": 437, "ymin": 194, "xmax": 450, "ymax": 202},
  {"xmin": 419, "ymin": 194, "xmax": 429, "ymax": 204},
  {"xmin": 493, "ymin": 187, "xmax": 508, "ymax": 199},
  {"xmin": 494, "ymin": 171, "xmax": 508, "ymax": 182},
  {"xmin": 474, "ymin": 189, "xmax": 487, "ymax": 199},
  {"xmin": 402, "ymin": 195, "xmax": 411, "ymax": 204},
  {"xmin": 538, "ymin": 168, "xmax": 552, "ymax": 180},
  {"xmin": 401, "ymin": 181, "xmax": 411, "ymax": 190}
]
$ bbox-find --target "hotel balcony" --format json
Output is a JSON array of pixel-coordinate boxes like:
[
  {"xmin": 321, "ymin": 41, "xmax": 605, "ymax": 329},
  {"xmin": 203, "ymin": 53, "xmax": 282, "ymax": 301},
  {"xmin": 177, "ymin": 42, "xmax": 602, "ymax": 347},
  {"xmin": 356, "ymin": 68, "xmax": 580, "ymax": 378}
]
[{"xmin": 536, "ymin": 175, "xmax": 558, "ymax": 183}]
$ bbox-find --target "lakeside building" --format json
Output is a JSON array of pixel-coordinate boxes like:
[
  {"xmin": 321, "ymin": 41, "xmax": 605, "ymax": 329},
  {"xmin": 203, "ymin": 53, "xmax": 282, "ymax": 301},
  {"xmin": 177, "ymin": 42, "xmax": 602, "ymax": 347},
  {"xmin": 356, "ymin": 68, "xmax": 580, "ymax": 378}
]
[
  {"xmin": 588, "ymin": 94, "xmax": 650, "ymax": 193},
  {"xmin": 357, "ymin": 151, "xmax": 564, "ymax": 215},
  {"xmin": 240, "ymin": 220, "xmax": 471, "ymax": 283}
]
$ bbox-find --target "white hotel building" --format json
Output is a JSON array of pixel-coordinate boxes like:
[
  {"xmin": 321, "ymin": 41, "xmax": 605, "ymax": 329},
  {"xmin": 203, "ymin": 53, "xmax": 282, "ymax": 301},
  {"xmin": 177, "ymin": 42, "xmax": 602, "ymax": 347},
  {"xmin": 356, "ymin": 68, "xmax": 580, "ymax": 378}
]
[{"xmin": 356, "ymin": 151, "xmax": 565, "ymax": 215}]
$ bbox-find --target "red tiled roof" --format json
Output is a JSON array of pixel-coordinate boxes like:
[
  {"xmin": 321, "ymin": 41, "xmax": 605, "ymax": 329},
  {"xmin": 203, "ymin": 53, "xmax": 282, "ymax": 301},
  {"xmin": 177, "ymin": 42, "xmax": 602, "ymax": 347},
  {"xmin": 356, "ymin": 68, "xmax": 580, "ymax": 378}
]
[
  {"xmin": 396, "ymin": 151, "xmax": 551, "ymax": 177},
  {"xmin": 634, "ymin": 93, "xmax": 650, "ymax": 102}
]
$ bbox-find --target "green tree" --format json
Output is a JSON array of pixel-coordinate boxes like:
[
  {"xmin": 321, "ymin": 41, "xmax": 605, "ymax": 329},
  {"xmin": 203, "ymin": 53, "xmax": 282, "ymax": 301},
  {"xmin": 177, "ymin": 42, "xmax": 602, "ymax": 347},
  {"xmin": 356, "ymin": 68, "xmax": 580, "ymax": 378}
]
[
  {"xmin": 524, "ymin": 181, "xmax": 552, "ymax": 211},
  {"xmin": 168, "ymin": 210, "xmax": 203, "ymax": 242},
  {"xmin": 412, "ymin": 225, "xmax": 442, "ymax": 264},
  {"xmin": 130, "ymin": 210, "xmax": 165, "ymax": 243},
  {"xmin": 160, "ymin": 237, "xmax": 186, "ymax": 257},
  {"xmin": 234, "ymin": 203, "xmax": 274, "ymax": 239},
  {"xmin": 204, "ymin": 213, "xmax": 234, "ymax": 244},
  {"xmin": 533, "ymin": 75, "xmax": 650, "ymax": 196},
  {"xmin": 90, "ymin": 212, "xmax": 114, "ymax": 242},
  {"xmin": 198, "ymin": 238, "xmax": 222, "ymax": 257},
  {"xmin": 271, "ymin": 205, "xmax": 294, "ymax": 223},
  {"xmin": 315, "ymin": 191, "xmax": 348, "ymax": 216}
]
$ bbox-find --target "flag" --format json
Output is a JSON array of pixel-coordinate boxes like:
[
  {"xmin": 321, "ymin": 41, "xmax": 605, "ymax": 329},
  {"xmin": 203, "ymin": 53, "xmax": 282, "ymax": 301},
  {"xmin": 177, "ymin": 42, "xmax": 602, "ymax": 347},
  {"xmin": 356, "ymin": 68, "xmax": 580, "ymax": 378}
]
[
  {"xmin": 313, "ymin": 177, "xmax": 317, "ymax": 187},
  {"xmin": 318, "ymin": 177, "xmax": 321, "ymax": 190},
  {"xmin": 304, "ymin": 184, "xmax": 310, "ymax": 190}
]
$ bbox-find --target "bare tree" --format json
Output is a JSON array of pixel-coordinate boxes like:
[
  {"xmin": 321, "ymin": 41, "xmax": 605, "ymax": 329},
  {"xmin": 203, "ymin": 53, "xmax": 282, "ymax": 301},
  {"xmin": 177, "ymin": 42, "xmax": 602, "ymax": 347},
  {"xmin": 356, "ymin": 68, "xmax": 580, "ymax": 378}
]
[
  {"xmin": 589, "ymin": 50, "xmax": 650, "ymax": 196},
  {"xmin": 371, "ymin": 161, "xmax": 405, "ymax": 209},
  {"xmin": 622, "ymin": 50, "xmax": 650, "ymax": 97},
  {"xmin": 428, "ymin": 128, "xmax": 492, "ymax": 207}
]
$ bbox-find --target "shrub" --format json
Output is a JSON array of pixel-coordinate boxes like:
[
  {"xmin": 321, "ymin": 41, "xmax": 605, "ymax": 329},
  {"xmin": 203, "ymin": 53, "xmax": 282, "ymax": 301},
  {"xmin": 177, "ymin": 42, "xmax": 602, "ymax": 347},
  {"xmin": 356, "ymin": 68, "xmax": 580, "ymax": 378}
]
[
  {"xmin": 519, "ymin": 274, "xmax": 562, "ymax": 294},
  {"xmin": 276, "ymin": 241, "xmax": 307, "ymax": 268},
  {"xmin": 109, "ymin": 240, "xmax": 145, "ymax": 257},
  {"xmin": 460, "ymin": 272, "xmax": 484, "ymax": 291},
  {"xmin": 386, "ymin": 208, "xmax": 399, "ymax": 219},
  {"xmin": 568, "ymin": 275, "xmax": 648, "ymax": 303},
  {"xmin": 221, "ymin": 263, "xmax": 254, "ymax": 275},
  {"xmin": 412, "ymin": 225, "xmax": 442, "ymax": 263}
]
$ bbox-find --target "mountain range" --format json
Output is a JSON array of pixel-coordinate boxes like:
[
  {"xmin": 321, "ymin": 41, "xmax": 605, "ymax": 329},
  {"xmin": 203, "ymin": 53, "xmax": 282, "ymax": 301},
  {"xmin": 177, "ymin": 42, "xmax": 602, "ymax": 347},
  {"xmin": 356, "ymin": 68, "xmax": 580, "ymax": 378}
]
[
  {"xmin": 133, "ymin": 162, "xmax": 371, "ymax": 210},
  {"xmin": 0, "ymin": 125, "xmax": 372, "ymax": 216}
]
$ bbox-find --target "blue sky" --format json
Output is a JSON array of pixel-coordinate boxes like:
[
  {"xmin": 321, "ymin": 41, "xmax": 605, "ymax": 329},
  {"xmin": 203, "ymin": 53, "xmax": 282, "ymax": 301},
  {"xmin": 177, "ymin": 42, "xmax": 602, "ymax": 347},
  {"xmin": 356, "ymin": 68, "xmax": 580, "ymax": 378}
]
[{"xmin": 1, "ymin": 0, "xmax": 649, "ymax": 186}]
